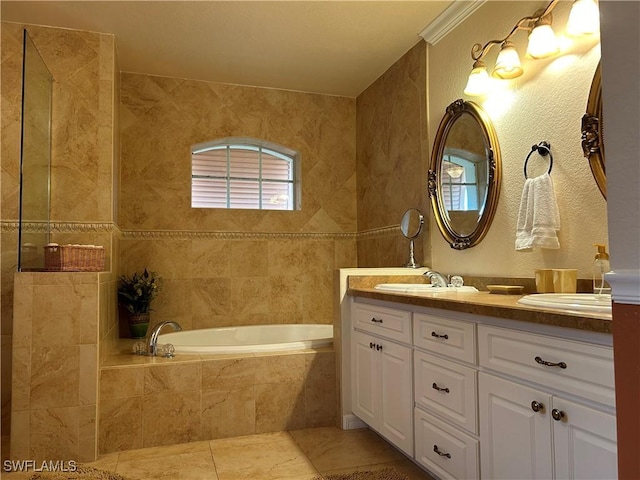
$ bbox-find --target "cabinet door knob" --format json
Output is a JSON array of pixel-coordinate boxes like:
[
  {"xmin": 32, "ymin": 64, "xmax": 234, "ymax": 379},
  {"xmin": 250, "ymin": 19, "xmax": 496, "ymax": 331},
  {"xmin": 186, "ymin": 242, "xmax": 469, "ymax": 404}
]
[
  {"xmin": 371, "ymin": 317, "xmax": 383, "ymax": 323},
  {"xmin": 534, "ymin": 356, "xmax": 567, "ymax": 369},
  {"xmin": 433, "ymin": 445, "xmax": 451, "ymax": 459},
  {"xmin": 431, "ymin": 331, "xmax": 449, "ymax": 340},
  {"xmin": 531, "ymin": 400, "xmax": 545, "ymax": 413},
  {"xmin": 552, "ymin": 408, "xmax": 566, "ymax": 421},
  {"xmin": 432, "ymin": 382, "xmax": 450, "ymax": 393}
]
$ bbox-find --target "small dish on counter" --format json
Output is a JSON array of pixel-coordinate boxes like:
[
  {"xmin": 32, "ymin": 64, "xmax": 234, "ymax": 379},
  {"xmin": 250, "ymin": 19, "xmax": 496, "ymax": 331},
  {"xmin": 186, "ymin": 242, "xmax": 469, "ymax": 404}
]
[{"xmin": 486, "ymin": 285, "xmax": 525, "ymax": 295}]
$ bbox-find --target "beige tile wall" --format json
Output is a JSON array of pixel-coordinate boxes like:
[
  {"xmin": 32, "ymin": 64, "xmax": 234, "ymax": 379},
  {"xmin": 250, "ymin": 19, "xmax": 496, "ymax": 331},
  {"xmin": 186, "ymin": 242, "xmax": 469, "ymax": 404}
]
[
  {"xmin": 355, "ymin": 41, "xmax": 431, "ymax": 268},
  {"xmin": 9, "ymin": 272, "xmax": 110, "ymax": 463},
  {"xmin": 1, "ymin": 22, "xmax": 118, "ymax": 460},
  {"xmin": 98, "ymin": 349, "xmax": 336, "ymax": 453},
  {"xmin": 118, "ymin": 72, "xmax": 358, "ymax": 332}
]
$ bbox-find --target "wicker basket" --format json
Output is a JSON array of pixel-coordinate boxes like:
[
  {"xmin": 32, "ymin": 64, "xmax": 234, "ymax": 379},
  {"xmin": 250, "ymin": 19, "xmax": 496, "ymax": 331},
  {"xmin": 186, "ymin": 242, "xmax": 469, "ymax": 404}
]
[{"xmin": 44, "ymin": 244, "xmax": 106, "ymax": 272}]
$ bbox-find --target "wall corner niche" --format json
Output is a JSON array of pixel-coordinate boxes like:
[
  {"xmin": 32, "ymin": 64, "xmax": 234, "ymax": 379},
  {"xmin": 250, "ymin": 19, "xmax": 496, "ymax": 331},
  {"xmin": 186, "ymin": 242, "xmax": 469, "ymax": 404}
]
[{"xmin": 428, "ymin": 99, "xmax": 501, "ymax": 250}]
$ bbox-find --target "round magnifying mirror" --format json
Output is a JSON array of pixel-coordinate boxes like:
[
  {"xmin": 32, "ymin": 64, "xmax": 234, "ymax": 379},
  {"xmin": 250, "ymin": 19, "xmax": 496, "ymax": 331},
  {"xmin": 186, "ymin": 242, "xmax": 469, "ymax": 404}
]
[{"xmin": 401, "ymin": 208, "xmax": 424, "ymax": 268}]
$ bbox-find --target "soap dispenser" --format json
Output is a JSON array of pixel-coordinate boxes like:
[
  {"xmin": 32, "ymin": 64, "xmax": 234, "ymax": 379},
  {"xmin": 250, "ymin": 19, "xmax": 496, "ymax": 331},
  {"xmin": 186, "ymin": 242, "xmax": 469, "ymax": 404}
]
[{"xmin": 593, "ymin": 243, "xmax": 611, "ymax": 296}]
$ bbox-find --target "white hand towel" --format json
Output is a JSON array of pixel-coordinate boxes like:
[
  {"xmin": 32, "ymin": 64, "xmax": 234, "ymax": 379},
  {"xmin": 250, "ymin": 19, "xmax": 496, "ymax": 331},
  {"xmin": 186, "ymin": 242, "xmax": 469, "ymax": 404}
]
[{"xmin": 515, "ymin": 173, "xmax": 561, "ymax": 250}]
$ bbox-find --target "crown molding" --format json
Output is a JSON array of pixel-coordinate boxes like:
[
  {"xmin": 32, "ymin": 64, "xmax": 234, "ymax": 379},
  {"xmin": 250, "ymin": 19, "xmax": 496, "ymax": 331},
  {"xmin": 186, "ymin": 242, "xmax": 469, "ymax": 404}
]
[{"xmin": 420, "ymin": 0, "xmax": 487, "ymax": 45}]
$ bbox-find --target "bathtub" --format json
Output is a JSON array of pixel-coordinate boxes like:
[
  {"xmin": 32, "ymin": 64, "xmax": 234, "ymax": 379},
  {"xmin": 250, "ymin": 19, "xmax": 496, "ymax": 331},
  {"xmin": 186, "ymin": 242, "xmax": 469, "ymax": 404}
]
[{"xmin": 157, "ymin": 324, "xmax": 333, "ymax": 354}]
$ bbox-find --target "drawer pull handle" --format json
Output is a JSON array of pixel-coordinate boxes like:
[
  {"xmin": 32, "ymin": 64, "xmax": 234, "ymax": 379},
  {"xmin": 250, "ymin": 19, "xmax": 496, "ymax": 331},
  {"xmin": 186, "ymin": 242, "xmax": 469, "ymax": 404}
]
[
  {"xmin": 376, "ymin": 344, "xmax": 383, "ymax": 351},
  {"xmin": 431, "ymin": 331, "xmax": 449, "ymax": 340},
  {"xmin": 432, "ymin": 383, "xmax": 450, "ymax": 393},
  {"xmin": 371, "ymin": 318, "xmax": 384, "ymax": 323},
  {"xmin": 534, "ymin": 356, "xmax": 567, "ymax": 369},
  {"xmin": 552, "ymin": 408, "xmax": 566, "ymax": 421},
  {"xmin": 433, "ymin": 445, "xmax": 451, "ymax": 459},
  {"xmin": 531, "ymin": 400, "xmax": 545, "ymax": 413},
  {"xmin": 369, "ymin": 342, "xmax": 375, "ymax": 349}
]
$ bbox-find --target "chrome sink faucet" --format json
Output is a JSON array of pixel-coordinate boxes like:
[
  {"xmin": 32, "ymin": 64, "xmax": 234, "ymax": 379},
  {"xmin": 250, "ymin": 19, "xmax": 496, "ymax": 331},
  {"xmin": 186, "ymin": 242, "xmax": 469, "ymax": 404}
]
[
  {"xmin": 423, "ymin": 269, "xmax": 449, "ymax": 288},
  {"xmin": 146, "ymin": 320, "xmax": 182, "ymax": 356}
]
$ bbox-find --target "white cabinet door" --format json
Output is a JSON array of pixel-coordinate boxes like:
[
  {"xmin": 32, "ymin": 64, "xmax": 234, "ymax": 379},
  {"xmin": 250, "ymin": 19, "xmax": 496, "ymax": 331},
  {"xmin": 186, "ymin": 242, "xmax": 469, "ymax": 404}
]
[
  {"xmin": 379, "ymin": 338, "xmax": 413, "ymax": 455},
  {"xmin": 553, "ymin": 397, "xmax": 617, "ymax": 480},
  {"xmin": 352, "ymin": 330, "xmax": 377, "ymax": 426},
  {"xmin": 479, "ymin": 372, "xmax": 553, "ymax": 480},
  {"xmin": 351, "ymin": 330, "xmax": 413, "ymax": 456}
]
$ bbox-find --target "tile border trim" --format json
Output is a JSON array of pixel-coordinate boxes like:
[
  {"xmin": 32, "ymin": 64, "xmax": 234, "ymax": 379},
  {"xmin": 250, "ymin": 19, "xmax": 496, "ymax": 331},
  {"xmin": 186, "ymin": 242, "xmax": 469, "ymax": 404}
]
[{"xmin": 1, "ymin": 221, "xmax": 399, "ymax": 240}]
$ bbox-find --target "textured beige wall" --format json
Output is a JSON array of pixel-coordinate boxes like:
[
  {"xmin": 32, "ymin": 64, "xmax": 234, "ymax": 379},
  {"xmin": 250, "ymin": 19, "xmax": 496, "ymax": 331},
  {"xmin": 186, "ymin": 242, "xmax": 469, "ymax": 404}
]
[
  {"xmin": 119, "ymin": 73, "xmax": 357, "ymax": 331},
  {"xmin": 428, "ymin": 1, "xmax": 607, "ymax": 279},
  {"xmin": 356, "ymin": 41, "xmax": 431, "ymax": 268}
]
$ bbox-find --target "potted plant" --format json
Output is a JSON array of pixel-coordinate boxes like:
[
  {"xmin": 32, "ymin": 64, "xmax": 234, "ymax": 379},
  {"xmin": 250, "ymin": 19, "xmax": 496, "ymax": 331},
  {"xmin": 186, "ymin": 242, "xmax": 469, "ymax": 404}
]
[{"xmin": 117, "ymin": 269, "xmax": 161, "ymax": 338}]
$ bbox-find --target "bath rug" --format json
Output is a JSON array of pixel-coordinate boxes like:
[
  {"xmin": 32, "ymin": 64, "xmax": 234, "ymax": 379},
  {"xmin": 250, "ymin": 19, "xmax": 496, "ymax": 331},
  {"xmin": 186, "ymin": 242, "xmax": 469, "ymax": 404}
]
[
  {"xmin": 313, "ymin": 466, "xmax": 410, "ymax": 480},
  {"xmin": 29, "ymin": 466, "xmax": 135, "ymax": 480}
]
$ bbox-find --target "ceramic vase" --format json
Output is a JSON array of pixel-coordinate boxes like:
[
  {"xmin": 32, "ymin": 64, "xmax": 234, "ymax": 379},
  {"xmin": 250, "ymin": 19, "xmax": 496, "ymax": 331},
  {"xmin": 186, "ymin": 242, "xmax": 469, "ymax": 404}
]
[{"xmin": 128, "ymin": 312, "xmax": 150, "ymax": 339}]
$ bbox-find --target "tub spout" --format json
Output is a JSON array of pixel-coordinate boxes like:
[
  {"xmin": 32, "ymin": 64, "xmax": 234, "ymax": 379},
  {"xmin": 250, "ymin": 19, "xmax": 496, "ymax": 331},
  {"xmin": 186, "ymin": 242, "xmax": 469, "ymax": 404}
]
[{"xmin": 146, "ymin": 320, "xmax": 182, "ymax": 356}]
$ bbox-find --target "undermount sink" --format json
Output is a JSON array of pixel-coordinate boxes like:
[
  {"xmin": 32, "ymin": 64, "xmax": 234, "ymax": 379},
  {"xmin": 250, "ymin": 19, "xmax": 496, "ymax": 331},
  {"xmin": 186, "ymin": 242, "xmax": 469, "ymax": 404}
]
[
  {"xmin": 517, "ymin": 293, "xmax": 612, "ymax": 314},
  {"xmin": 374, "ymin": 283, "xmax": 479, "ymax": 294}
]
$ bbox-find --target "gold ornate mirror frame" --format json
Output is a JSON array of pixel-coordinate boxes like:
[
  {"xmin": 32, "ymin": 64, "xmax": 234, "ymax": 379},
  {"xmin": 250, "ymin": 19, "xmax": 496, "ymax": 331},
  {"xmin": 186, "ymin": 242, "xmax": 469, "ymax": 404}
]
[
  {"xmin": 428, "ymin": 99, "xmax": 501, "ymax": 250},
  {"xmin": 582, "ymin": 62, "xmax": 605, "ymax": 198}
]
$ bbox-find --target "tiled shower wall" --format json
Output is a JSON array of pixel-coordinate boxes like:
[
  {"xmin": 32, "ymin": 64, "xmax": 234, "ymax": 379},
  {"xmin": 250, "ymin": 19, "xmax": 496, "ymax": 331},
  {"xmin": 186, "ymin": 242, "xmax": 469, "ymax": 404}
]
[
  {"xmin": 118, "ymin": 73, "xmax": 358, "ymax": 331},
  {"xmin": 1, "ymin": 22, "xmax": 119, "ymax": 458},
  {"xmin": 356, "ymin": 41, "xmax": 431, "ymax": 268}
]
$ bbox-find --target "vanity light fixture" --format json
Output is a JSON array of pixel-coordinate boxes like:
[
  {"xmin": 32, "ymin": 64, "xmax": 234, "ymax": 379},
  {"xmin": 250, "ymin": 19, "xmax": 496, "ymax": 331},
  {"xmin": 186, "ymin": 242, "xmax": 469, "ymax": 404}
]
[
  {"xmin": 567, "ymin": 0, "xmax": 600, "ymax": 36},
  {"xmin": 463, "ymin": 0, "xmax": 600, "ymax": 96}
]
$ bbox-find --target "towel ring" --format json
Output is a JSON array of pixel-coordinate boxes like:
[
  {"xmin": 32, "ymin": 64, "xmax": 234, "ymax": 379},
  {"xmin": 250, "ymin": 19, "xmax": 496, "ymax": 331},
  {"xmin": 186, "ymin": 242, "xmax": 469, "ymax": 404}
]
[{"xmin": 524, "ymin": 141, "xmax": 553, "ymax": 178}]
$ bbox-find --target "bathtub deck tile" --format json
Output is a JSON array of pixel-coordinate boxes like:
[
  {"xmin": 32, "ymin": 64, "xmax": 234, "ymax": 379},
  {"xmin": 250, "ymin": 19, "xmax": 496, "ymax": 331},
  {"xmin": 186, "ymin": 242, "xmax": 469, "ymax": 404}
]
[{"xmin": 201, "ymin": 386, "xmax": 256, "ymax": 439}]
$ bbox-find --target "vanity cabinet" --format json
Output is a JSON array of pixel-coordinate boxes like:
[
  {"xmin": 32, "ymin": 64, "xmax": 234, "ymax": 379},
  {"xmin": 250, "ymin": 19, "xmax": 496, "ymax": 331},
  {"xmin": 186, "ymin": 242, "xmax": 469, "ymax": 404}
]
[
  {"xmin": 478, "ymin": 325, "xmax": 617, "ymax": 480},
  {"xmin": 351, "ymin": 303, "xmax": 413, "ymax": 455},
  {"xmin": 347, "ymin": 297, "xmax": 616, "ymax": 480}
]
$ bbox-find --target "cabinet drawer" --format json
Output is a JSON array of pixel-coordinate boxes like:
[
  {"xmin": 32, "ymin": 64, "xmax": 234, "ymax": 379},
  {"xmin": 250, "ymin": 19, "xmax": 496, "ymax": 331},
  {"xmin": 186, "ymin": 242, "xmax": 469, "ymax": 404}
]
[
  {"xmin": 414, "ymin": 407, "xmax": 479, "ymax": 480},
  {"xmin": 478, "ymin": 325, "xmax": 615, "ymax": 407},
  {"xmin": 353, "ymin": 302, "xmax": 411, "ymax": 343},
  {"xmin": 414, "ymin": 351, "xmax": 477, "ymax": 435},
  {"xmin": 413, "ymin": 313, "xmax": 476, "ymax": 364}
]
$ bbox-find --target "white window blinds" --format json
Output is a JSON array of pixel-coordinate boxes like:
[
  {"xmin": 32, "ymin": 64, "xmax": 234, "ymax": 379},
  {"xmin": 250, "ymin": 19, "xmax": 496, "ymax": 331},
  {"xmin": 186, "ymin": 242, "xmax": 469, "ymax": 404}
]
[{"xmin": 191, "ymin": 140, "xmax": 299, "ymax": 210}]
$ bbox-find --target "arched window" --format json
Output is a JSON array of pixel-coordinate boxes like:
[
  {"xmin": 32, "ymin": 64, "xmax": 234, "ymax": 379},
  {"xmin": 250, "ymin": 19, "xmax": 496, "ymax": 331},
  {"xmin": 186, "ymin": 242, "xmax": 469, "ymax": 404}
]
[{"xmin": 191, "ymin": 138, "xmax": 300, "ymax": 210}]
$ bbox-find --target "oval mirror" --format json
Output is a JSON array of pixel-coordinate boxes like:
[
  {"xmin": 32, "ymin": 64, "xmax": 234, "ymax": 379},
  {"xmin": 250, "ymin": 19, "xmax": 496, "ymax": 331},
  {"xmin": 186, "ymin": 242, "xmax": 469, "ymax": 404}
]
[
  {"xmin": 428, "ymin": 99, "xmax": 501, "ymax": 250},
  {"xmin": 582, "ymin": 62, "xmax": 605, "ymax": 198}
]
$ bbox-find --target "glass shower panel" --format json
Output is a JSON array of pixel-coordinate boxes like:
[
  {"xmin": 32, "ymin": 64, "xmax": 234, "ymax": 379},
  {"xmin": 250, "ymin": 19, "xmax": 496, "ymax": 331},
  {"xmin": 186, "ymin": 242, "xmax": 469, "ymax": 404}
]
[{"xmin": 19, "ymin": 29, "xmax": 52, "ymax": 271}]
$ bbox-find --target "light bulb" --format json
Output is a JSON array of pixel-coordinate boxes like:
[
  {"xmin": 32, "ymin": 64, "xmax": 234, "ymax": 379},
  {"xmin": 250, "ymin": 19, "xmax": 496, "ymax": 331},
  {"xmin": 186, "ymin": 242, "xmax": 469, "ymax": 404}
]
[
  {"xmin": 567, "ymin": 0, "xmax": 600, "ymax": 36},
  {"xmin": 527, "ymin": 23, "xmax": 560, "ymax": 59},
  {"xmin": 493, "ymin": 41, "xmax": 523, "ymax": 79},
  {"xmin": 464, "ymin": 60, "xmax": 490, "ymax": 96}
]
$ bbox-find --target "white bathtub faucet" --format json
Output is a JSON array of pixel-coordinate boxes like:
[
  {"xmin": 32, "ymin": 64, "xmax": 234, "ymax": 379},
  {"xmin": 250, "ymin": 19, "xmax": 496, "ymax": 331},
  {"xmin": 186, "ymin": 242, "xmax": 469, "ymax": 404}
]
[{"xmin": 146, "ymin": 320, "xmax": 182, "ymax": 356}]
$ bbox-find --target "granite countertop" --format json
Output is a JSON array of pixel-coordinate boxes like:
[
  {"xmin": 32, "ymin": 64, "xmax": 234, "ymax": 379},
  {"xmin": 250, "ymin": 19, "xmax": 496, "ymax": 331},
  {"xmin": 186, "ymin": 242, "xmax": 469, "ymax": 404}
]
[{"xmin": 347, "ymin": 276, "xmax": 612, "ymax": 334}]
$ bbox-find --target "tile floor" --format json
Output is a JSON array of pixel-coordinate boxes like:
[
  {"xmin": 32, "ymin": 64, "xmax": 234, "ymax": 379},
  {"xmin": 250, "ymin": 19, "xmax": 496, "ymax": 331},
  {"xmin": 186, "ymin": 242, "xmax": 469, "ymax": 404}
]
[{"xmin": 3, "ymin": 427, "xmax": 435, "ymax": 480}]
